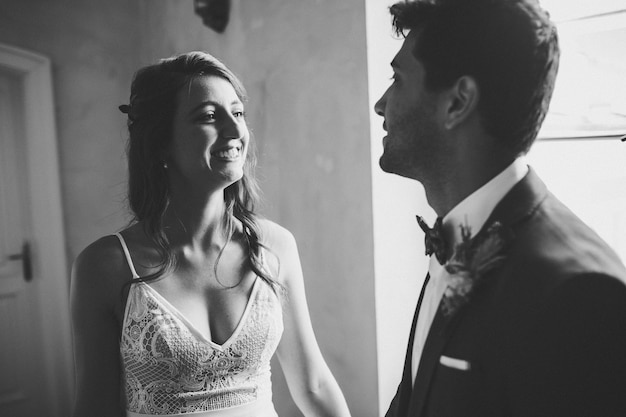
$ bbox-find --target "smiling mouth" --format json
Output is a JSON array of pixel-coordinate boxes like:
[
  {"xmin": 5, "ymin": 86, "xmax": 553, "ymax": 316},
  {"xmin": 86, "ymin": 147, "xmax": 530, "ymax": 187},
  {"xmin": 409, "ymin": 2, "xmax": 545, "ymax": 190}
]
[{"xmin": 211, "ymin": 145, "xmax": 242, "ymax": 160}]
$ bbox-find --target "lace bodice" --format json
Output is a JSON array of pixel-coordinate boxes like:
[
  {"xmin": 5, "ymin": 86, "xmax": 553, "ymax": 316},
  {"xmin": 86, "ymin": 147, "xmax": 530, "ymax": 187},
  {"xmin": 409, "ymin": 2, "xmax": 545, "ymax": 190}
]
[{"xmin": 116, "ymin": 234, "xmax": 283, "ymax": 415}]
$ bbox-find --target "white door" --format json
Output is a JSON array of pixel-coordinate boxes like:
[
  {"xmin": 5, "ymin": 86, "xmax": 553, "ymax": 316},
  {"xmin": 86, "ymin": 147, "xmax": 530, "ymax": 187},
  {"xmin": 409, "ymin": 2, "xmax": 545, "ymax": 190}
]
[
  {"xmin": 0, "ymin": 45, "xmax": 72, "ymax": 417},
  {"xmin": 0, "ymin": 69, "xmax": 47, "ymax": 417}
]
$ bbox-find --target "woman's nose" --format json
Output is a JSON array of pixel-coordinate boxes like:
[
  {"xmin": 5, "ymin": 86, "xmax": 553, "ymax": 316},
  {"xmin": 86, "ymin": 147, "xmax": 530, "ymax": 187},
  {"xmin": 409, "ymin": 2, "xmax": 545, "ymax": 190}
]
[{"xmin": 222, "ymin": 115, "xmax": 245, "ymax": 139}]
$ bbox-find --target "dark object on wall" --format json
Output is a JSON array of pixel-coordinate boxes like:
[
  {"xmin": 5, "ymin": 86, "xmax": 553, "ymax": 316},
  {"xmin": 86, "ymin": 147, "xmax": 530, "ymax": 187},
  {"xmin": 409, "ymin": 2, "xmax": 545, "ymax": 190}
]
[{"xmin": 194, "ymin": 0, "xmax": 231, "ymax": 33}]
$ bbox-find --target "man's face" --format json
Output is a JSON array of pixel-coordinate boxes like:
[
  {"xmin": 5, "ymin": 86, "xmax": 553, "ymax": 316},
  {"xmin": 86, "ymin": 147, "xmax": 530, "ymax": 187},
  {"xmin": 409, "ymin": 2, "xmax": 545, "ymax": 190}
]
[{"xmin": 374, "ymin": 30, "xmax": 447, "ymax": 182}]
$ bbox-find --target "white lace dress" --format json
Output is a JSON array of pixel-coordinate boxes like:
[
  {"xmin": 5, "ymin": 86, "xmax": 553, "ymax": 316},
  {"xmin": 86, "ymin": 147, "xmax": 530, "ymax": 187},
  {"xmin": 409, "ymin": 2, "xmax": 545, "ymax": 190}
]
[{"xmin": 115, "ymin": 233, "xmax": 283, "ymax": 417}]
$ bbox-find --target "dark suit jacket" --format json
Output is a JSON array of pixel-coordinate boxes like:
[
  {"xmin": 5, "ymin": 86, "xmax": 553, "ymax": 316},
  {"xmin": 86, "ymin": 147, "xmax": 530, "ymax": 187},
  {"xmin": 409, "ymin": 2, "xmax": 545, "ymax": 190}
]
[{"xmin": 386, "ymin": 169, "xmax": 626, "ymax": 417}]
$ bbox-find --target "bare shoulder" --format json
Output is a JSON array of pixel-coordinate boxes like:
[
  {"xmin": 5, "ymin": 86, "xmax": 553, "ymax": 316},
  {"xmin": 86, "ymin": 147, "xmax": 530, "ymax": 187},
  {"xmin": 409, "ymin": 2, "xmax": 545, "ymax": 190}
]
[
  {"xmin": 257, "ymin": 218, "xmax": 302, "ymax": 285},
  {"xmin": 73, "ymin": 235, "xmax": 127, "ymax": 282},
  {"xmin": 257, "ymin": 218, "xmax": 298, "ymax": 255},
  {"xmin": 71, "ymin": 234, "xmax": 131, "ymax": 315}
]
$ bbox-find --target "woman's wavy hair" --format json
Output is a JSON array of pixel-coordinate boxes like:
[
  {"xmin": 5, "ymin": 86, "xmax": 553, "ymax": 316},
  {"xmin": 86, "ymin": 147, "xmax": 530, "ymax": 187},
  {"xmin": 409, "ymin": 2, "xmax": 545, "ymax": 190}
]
[{"xmin": 120, "ymin": 51, "xmax": 278, "ymax": 290}]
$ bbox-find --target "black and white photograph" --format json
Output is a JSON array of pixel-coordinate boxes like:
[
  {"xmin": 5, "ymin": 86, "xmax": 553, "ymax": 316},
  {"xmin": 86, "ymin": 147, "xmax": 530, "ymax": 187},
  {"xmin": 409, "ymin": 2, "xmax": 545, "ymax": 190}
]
[{"xmin": 0, "ymin": 1, "xmax": 625, "ymax": 416}]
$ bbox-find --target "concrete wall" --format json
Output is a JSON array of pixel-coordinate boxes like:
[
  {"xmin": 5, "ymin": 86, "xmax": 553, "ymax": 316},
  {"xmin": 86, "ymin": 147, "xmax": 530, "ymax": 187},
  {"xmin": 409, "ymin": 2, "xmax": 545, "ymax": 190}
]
[
  {"xmin": 132, "ymin": 1, "xmax": 377, "ymax": 414},
  {"xmin": 0, "ymin": 0, "xmax": 378, "ymax": 415},
  {"xmin": 0, "ymin": 0, "xmax": 139, "ymax": 260}
]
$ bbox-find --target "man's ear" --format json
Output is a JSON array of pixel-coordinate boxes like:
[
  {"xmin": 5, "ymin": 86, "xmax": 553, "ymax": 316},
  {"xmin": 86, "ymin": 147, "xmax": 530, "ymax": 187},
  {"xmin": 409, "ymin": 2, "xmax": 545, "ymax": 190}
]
[{"xmin": 443, "ymin": 76, "xmax": 479, "ymax": 130}]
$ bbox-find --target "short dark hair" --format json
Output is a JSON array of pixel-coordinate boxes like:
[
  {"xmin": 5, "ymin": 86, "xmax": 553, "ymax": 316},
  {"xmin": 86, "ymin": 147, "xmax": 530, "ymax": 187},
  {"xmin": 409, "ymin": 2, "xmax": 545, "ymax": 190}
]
[{"xmin": 390, "ymin": 0, "xmax": 560, "ymax": 156}]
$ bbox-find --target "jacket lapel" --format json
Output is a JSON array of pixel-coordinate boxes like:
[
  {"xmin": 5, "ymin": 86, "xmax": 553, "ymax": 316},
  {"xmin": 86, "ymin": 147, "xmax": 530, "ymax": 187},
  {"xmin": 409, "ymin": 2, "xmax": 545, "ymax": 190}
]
[
  {"xmin": 394, "ymin": 273, "xmax": 431, "ymax": 416},
  {"xmin": 406, "ymin": 168, "xmax": 549, "ymax": 416},
  {"xmin": 407, "ymin": 303, "xmax": 456, "ymax": 416},
  {"xmin": 485, "ymin": 167, "xmax": 548, "ymax": 232}
]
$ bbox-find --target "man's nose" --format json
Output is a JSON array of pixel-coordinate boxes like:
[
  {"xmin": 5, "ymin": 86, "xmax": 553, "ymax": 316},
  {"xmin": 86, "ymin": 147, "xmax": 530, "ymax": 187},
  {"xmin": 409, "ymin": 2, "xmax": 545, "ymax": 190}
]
[{"xmin": 374, "ymin": 89, "xmax": 388, "ymax": 117}]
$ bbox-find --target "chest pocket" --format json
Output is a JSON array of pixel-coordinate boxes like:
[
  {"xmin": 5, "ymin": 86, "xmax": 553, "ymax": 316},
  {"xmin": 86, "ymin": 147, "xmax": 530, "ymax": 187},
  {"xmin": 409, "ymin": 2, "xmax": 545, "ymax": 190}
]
[{"xmin": 426, "ymin": 356, "xmax": 482, "ymax": 417}]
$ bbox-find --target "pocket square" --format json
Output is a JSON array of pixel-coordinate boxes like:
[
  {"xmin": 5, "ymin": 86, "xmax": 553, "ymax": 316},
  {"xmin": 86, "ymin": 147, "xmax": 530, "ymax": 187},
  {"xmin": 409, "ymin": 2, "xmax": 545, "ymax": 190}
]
[{"xmin": 440, "ymin": 355, "xmax": 472, "ymax": 371}]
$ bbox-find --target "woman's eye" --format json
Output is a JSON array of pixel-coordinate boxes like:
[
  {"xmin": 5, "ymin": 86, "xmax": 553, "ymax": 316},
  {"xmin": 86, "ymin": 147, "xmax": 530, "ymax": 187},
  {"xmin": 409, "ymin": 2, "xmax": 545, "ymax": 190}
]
[
  {"xmin": 233, "ymin": 111, "xmax": 245, "ymax": 118},
  {"xmin": 199, "ymin": 113, "xmax": 216, "ymax": 123}
]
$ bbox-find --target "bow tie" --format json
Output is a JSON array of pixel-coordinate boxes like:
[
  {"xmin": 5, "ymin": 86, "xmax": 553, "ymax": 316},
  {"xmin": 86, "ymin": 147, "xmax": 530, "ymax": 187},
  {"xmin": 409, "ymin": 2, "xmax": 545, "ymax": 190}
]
[{"xmin": 416, "ymin": 215, "xmax": 449, "ymax": 265}]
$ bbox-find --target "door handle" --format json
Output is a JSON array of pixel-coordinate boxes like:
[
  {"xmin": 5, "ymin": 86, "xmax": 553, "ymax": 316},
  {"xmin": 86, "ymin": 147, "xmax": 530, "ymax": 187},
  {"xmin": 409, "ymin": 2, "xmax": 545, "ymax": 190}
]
[{"xmin": 8, "ymin": 242, "xmax": 33, "ymax": 282}]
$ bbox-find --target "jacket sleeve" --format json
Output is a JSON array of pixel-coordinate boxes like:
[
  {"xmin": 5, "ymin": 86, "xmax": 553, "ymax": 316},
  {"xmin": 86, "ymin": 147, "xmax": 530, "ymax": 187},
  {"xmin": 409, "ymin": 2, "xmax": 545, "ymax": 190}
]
[{"xmin": 508, "ymin": 273, "xmax": 626, "ymax": 417}]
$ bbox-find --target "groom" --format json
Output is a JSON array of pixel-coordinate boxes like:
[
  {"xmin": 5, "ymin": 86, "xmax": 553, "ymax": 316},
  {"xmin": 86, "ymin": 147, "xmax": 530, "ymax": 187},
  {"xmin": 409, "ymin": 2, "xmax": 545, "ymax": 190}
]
[{"xmin": 375, "ymin": 0, "xmax": 626, "ymax": 416}]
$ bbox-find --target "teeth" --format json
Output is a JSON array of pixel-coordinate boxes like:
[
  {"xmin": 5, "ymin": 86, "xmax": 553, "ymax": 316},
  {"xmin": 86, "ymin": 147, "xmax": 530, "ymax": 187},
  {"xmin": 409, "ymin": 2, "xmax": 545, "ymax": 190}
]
[{"xmin": 214, "ymin": 147, "xmax": 240, "ymax": 159}]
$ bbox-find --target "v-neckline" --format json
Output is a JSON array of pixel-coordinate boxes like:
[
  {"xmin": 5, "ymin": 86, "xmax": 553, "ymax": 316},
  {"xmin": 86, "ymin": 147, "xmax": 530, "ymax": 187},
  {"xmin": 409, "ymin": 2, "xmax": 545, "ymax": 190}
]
[{"xmin": 138, "ymin": 277, "xmax": 260, "ymax": 351}]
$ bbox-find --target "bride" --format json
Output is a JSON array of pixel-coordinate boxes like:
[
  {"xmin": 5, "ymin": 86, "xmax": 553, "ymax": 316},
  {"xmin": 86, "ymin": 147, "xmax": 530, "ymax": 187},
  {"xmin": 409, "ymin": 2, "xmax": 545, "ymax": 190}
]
[{"xmin": 70, "ymin": 51, "xmax": 351, "ymax": 417}]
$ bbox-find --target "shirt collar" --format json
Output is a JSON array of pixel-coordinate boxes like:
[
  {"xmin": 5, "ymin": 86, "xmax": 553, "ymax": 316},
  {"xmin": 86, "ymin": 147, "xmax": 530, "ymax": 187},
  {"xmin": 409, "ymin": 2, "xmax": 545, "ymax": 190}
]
[{"xmin": 442, "ymin": 157, "xmax": 528, "ymax": 244}]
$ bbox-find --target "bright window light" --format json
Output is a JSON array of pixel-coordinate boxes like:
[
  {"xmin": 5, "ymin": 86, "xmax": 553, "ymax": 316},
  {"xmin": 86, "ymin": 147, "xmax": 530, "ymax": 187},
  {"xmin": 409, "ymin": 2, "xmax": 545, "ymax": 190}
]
[{"xmin": 539, "ymin": 0, "xmax": 626, "ymax": 138}]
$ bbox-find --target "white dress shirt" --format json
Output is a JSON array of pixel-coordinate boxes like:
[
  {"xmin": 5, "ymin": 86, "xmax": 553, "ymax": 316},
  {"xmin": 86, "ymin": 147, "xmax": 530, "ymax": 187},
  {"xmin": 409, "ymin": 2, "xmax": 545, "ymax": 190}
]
[{"xmin": 411, "ymin": 158, "xmax": 529, "ymax": 385}]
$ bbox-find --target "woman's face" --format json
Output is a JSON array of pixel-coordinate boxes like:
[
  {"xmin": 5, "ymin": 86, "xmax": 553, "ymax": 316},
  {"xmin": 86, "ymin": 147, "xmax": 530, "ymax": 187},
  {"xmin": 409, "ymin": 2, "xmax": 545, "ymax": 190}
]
[{"xmin": 167, "ymin": 75, "xmax": 249, "ymax": 190}]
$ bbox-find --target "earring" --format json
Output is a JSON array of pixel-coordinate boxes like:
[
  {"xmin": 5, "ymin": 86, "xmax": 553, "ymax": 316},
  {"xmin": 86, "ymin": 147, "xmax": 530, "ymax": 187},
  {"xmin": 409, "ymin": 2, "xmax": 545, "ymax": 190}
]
[{"xmin": 161, "ymin": 160, "xmax": 168, "ymax": 169}]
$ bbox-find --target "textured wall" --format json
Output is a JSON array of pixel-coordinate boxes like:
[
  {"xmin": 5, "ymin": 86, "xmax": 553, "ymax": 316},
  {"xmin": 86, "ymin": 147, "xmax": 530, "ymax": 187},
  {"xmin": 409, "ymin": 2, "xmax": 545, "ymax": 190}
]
[
  {"xmin": 0, "ymin": 0, "xmax": 139, "ymax": 262},
  {"xmin": 0, "ymin": 0, "xmax": 378, "ymax": 415},
  {"xmin": 136, "ymin": 1, "xmax": 378, "ymax": 414}
]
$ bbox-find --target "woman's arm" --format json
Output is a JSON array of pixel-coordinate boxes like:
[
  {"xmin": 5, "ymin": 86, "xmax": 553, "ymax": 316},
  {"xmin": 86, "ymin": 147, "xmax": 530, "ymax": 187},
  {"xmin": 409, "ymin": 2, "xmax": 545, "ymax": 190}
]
[
  {"xmin": 263, "ymin": 221, "xmax": 351, "ymax": 417},
  {"xmin": 70, "ymin": 236, "xmax": 127, "ymax": 417}
]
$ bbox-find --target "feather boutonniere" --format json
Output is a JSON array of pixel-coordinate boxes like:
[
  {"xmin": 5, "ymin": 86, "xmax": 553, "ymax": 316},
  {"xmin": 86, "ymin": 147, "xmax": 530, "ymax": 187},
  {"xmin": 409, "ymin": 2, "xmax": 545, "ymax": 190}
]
[{"xmin": 441, "ymin": 221, "xmax": 513, "ymax": 317}]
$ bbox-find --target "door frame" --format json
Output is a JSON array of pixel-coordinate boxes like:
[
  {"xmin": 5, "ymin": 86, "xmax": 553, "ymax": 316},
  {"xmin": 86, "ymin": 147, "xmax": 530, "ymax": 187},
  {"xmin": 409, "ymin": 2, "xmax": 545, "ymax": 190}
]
[{"xmin": 0, "ymin": 44, "xmax": 73, "ymax": 416}]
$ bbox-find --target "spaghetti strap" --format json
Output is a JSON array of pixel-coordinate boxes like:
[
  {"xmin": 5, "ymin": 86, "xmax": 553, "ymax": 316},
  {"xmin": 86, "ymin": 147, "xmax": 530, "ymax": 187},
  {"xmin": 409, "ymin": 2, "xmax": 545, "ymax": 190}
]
[{"xmin": 114, "ymin": 232, "xmax": 140, "ymax": 279}]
